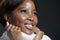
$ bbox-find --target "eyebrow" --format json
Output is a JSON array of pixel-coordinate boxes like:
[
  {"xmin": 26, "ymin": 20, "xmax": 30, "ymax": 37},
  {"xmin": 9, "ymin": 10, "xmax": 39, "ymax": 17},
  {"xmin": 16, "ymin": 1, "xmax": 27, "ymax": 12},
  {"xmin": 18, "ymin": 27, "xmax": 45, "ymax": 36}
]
[
  {"xmin": 17, "ymin": 6, "xmax": 36, "ymax": 11},
  {"xmin": 16, "ymin": 7, "xmax": 38, "ymax": 14},
  {"xmin": 17, "ymin": 7, "xmax": 27, "ymax": 10}
]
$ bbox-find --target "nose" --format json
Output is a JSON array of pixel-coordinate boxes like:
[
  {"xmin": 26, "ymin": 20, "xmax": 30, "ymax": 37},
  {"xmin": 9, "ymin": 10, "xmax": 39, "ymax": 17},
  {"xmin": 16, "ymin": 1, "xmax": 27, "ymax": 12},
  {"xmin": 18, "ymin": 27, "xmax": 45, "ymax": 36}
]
[{"xmin": 27, "ymin": 14, "xmax": 33, "ymax": 21}]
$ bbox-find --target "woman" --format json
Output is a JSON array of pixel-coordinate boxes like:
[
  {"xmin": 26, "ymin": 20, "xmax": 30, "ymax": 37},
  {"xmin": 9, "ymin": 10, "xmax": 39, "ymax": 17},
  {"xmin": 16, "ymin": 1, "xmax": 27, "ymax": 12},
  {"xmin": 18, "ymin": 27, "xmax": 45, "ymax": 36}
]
[{"xmin": 0, "ymin": 0, "xmax": 51, "ymax": 40}]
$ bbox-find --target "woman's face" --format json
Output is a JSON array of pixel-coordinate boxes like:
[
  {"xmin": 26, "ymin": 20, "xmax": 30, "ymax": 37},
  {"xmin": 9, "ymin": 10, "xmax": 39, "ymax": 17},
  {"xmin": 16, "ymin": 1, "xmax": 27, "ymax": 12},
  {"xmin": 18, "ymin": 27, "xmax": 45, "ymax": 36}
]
[{"xmin": 6, "ymin": 0, "xmax": 38, "ymax": 35}]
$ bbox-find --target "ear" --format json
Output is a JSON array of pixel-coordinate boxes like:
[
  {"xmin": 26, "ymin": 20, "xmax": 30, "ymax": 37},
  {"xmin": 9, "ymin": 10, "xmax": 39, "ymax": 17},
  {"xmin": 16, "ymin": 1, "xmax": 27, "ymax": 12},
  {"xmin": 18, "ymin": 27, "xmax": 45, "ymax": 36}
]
[{"xmin": 4, "ymin": 14, "xmax": 9, "ymax": 21}]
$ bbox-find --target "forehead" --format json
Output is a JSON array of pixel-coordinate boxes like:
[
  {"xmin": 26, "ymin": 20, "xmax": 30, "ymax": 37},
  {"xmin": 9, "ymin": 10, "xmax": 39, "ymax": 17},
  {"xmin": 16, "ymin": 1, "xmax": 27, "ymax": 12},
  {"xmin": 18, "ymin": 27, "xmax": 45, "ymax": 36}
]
[{"xmin": 15, "ymin": 0, "xmax": 35, "ymax": 10}]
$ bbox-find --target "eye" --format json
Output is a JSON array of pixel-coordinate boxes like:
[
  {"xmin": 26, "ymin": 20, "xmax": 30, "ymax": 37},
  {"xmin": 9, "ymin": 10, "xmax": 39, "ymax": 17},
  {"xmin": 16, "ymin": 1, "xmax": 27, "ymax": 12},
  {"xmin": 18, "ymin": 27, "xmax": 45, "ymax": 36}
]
[
  {"xmin": 20, "ymin": 9, "xmax": 26, "ymax": 13},
  {"xmin": 32, "ymin": 11, "xmax": 38, "ymax": 16}
]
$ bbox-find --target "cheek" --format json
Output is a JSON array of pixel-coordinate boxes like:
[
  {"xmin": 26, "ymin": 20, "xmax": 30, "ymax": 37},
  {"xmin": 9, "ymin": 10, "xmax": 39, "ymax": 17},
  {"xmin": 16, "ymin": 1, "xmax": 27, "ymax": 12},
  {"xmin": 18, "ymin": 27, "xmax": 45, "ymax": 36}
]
[
  {"xmin": 13, "ymin": 14, "xmax": 27, "ymax": 26},
  {"xmin": 8, "ymin": 14, "xmax": 20, "ymax": 25},
  {"xmin": 33, "ymin": 16, "xmax": 38, "ymax": 25},
  {"xmin": 18, "ymin": 14, "xmax": 27, "ymax": 22},
  {"xmin": 8, "ymin": 15, "xmax": 18, "ymax": 25}
]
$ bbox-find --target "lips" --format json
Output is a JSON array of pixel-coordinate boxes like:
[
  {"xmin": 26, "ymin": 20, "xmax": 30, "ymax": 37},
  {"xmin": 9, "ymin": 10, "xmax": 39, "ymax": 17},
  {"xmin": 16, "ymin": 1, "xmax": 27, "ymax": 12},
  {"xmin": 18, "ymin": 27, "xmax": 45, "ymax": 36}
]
[{"xmin": 24, "ymin": 21, "xmax": 33, "ymax": 30}]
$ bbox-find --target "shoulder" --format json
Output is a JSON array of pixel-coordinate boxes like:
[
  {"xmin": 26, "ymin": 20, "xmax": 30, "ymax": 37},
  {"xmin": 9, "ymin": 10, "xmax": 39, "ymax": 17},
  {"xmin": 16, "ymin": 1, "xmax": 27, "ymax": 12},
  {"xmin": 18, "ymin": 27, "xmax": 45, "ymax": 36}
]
[{"xmin": 42, "ymin": 35, "xmax": 51, "ymax": 40}]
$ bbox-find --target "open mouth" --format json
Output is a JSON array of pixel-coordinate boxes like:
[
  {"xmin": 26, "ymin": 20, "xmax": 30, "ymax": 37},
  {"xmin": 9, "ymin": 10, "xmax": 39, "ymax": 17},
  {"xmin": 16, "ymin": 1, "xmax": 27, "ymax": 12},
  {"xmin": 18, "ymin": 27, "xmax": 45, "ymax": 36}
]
[{"xmin": 24, "ymin": 21, "xmax": 34, "ymax": 30}]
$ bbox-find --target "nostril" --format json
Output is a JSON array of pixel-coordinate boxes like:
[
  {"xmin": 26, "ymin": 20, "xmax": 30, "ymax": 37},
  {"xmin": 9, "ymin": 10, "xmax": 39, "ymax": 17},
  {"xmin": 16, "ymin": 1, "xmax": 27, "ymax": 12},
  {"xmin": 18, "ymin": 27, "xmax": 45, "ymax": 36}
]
[
  {"xmin": 27, "ymin": 13, "xmax": 33, "ymax": 21},
  {"xmin": 28, "ymin": 16, "xmax": 33, "ymax": 21}
]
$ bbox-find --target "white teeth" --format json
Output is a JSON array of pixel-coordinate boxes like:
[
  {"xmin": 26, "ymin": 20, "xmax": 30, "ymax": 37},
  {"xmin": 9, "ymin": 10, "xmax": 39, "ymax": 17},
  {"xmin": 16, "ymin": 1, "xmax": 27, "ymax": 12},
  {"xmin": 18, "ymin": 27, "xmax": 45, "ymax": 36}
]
[{"xmin": 25, "ymin": 25, "xmax": 32, "ymax": 27}]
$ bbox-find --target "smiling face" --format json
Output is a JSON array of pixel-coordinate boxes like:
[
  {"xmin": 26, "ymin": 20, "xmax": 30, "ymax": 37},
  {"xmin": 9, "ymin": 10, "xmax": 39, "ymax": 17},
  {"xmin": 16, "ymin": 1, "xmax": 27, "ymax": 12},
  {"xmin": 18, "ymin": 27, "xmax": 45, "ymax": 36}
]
[{"xmin": 5, "ymin": 0, "xmax": 38, "ymax": 35}]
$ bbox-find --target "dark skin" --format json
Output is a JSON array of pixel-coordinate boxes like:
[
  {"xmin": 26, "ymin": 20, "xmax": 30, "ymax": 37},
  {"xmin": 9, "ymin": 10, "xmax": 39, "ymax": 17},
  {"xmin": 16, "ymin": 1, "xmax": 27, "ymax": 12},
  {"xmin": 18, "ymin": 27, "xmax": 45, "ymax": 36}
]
[{"xmin": 4, "ymin": 0, "xmax": 44, "ymax": 40}]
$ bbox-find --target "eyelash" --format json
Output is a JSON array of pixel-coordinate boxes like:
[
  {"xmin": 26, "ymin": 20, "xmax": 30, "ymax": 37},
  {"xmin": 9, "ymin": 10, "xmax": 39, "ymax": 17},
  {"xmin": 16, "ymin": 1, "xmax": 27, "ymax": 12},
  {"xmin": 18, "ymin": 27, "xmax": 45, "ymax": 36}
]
[
  {"xmin": 20, "ymin": 10, "xmax": 26, "ymax": 13},
  {"xmin": 33, "ymin": 11, "xmax": 38, "ymax": 16},
  {"xmin": 20, "ymin": 10, "xmax": 38, "ymax": 16}
]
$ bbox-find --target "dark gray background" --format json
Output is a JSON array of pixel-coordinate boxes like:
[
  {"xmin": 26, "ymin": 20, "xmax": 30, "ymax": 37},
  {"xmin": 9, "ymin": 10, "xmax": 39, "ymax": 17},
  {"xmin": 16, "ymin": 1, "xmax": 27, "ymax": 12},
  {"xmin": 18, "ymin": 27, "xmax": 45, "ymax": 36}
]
[
  {"xmin": 0, "ymin": 0, "xmax": 59, "ymax": 40},
  {"xmin": 34, "ymin": 0, "xmax": 59, "ymax": 40},
  {"xmin": 36, "ymin": 0, "xmax": 60, "ymax": 40}
]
